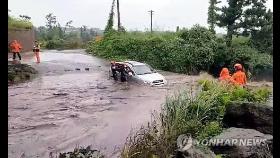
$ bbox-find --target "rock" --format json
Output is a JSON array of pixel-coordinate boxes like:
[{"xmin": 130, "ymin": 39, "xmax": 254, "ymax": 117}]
[
  {"xmin": 75, "ymin": 68, "xmax": 81, "ymax": 71},
  {"xmin": 58, "ymin": 146, "xmax": 104, "ymax": 158},
  {"xmin": 176, "ymin": 135, "xmax": 216, "ymax": 158},
  {"xmin": 211, "ymin": 128, "xmax": 273, "ymax": 158},
  {"xmin": 85, "ymin": 68, "xmax": 90, "ymax": 71},
  {"xmin": 70, "ymin": 113, "xmax": 79, "ymax": 118},
  {"xmin": 53, "ymin": 92, "xmax": 69, "ymax": 96},
  {"xmin": 223, "ymin": 102, "xmax": 273, "ymax": 134},
  {"xmin": 8, "ymin": 64, "xmax": 37, "ymax": 85},
  {"xmin": 176, "ymin": 145, "xmax": 216, "ymax": 158},
  {"xmin": 96, "ymin": 84, "xmax": 107, "ymax": 89}
]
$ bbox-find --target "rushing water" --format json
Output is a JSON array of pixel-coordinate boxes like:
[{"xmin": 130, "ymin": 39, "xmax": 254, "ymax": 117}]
[{"xmin": 8, "ymin": 49, "xmax": 200, "ymax": 158}]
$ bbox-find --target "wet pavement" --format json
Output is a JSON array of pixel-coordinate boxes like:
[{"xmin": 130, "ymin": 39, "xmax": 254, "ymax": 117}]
[{"xmin": 8, "ymin": 49, "xmax": 200, "ymax": 158}]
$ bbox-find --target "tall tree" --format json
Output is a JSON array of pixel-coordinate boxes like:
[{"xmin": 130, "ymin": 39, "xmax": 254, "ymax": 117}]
[
  {"xmin": 207, "ymin": 0, "xmax": 221, "ymax": 34},
  {"xmin": 250, "ymin": 9, "xmax": 273, "ymax": 54},
  {"xmin": 216, "ymin": 0, "xmax": 268, "ymax": 47},
  {"xmin": 57, "ymin": 23, "xmax": 64, "ymax": 39},
  {"xmin": 80, "ymin": 25, "xmax": 91, "ymax": 43},
  {"xmin": 104, "ymin": 0, "xmax": 116, "ymax": 34},
  {"xmin": 45, "ymin": 13, "xmax": 57, "ymax": 30},
  {"xmin": 63, "ymin": 20, "xmax": 73, "ymax": 34}
]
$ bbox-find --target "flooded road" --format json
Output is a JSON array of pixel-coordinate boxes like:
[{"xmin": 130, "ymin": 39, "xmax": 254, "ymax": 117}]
[{"xmin": 8, "ymin": 49, "xmax": 200, "ymax": 158}]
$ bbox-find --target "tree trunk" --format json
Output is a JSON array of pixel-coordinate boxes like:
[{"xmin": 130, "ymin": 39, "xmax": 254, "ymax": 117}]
[{"xmin": 226, "ymin": 25, "xmax": 233, "ymax": 47}]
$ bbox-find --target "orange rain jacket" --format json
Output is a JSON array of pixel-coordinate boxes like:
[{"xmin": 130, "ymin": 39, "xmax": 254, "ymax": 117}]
[
  {"xmin": 231, "ymin": 70, "xmax": 247, "ymax": 86},
  {"xmin": 219, "ymin": 68, "xmax": 231, "ymax": 81},
  {"xmin": 10, "ymin": 41, "xmax": 22, "ymax": 53}
]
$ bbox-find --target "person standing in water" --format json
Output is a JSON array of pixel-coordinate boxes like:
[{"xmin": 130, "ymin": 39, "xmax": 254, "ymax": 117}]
[
  {"xmin": 33, "ymin": 40, "xmax": 41, "ymax": 63},
  {"xmin": 219, "ymin": 67, "xmax": 231, "ymax": 82},
  {"xmin": 231, "ymin": 63, "xmax": 247, "ymax": 87}
]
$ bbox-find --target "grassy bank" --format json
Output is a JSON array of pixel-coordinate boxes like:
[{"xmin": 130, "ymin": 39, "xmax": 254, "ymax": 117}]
[{"xmin": 121, "ymin": 79, "xmax": 271, "ymax": 157}]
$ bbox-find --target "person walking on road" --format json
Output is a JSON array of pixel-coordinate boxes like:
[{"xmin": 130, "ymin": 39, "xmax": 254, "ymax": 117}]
[
  {"xmin": 33, "ymin": 40, "xmax": 41, "ymax": 63},
  {"xmin": 10, "ymin": 40, "xmax": 22, "ymax": 63}
]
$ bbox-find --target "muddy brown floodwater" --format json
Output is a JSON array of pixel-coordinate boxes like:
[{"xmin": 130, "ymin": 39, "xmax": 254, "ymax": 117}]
[{"xmin": 8, "ymin": 49, "xmax": 201, "ymax": 158}]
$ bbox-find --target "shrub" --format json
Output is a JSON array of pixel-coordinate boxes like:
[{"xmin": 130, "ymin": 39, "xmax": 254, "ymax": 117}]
[
  {"xmin": 45, "ymin": 39, "xmax": 65, "ymax": 49},
  {"xmin": 64, "ymin": 40, "xmax": 82, "ymax": 49},
  {"xmin": 210, "ymin": 43, "xmax": 272, "ymax": 78},
  {"xmin": 121, "ymin": 79, "xmax": 272, "ymax": 157},
  {"xmin": 88, "ymin": 25, "xmax": 217, "ymax": 74},
  {"xmin": 87, "ymin": 26, "xmax": 272, "ymax": 78}
]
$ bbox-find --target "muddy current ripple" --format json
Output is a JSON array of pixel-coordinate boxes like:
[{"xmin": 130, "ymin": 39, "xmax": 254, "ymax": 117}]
[{"xmin": 8, "ymin": 49, "xmax": 200, "ymax": 158}]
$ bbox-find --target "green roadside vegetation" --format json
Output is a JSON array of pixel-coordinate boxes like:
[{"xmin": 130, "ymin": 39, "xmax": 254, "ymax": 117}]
[
  {"xmin": 35, "ymin": 13, "xmax": 101, "ymax": 50},
  {"xmin": 121, "ymin": 79, "xmax": 271, "ymax": 157},
  {"xmin": 86, "ymin": 27, "xmax": 272, "ymax": 77},
  {"xmin": 8, "ymin": 14, "xmax": 33, "ymax": 30}
]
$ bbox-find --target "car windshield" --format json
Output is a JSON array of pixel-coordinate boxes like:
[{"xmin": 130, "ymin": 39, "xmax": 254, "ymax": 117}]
[{"xmin": 133, "ymin": 65, "xmax": 154, "ymax": 75}]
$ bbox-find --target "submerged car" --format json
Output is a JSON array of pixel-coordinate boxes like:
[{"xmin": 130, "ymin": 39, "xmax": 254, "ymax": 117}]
[{"xmin": 109, "ymin": 61, "xmax": 167, "ymax": 86}]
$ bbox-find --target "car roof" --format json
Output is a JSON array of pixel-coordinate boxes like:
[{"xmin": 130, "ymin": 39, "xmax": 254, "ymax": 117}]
[{"xmin": 124, "ymin": 61, "xmax": 145, "ymax": 66}]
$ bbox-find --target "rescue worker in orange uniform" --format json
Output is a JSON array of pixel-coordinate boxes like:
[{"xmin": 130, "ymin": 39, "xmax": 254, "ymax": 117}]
[
  {"xmin": 219, "ymin": 67, "xmax": 231, "ymax": 82},
  {"xmin": 33, "ymin": 40, "xmax": 41, "ymax": 63},
  {"xmin": 231, "ymin": 63, "xmax": 247, "ymax": 86},
  {"xmin": 10, "ymin": 40, "xmax": 22, "ymax": 61}
]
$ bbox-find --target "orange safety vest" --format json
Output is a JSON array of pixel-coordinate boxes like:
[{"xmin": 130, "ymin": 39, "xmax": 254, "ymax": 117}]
[
  {"xmin": 10, "ymin": 42, "xmax": 22, "ymax": 52},
  {"xmin": 231, "ymin": 70, "xmax": 247, "ymax": 86}
]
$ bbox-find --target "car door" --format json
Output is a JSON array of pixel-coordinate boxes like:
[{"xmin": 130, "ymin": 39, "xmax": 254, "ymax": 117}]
[{"xmin": 126, "ymin": 64, "xmax": 143, "ymax": 84}]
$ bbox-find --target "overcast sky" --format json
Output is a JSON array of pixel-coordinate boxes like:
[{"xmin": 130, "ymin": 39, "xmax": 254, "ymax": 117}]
[{"xmin": 8, "ymin": 0, "xmax": 273, "ymax": 33}]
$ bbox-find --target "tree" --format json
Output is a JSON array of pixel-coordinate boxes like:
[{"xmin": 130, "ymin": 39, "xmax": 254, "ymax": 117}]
[
  {"xmin": 216, "ymin": 0, "xmax": 269, "ymax": 46},
  {"xmin": 104, "ymin": 0, "xmax": 116, "ymax": 34},
  {"xmin": 19, "ymin": 15, "xmax": 31, "ymax": 21},
  {"xmin": 64, "ymin": 20, "xmax": 73, "ymax": 34},
  {"xmin": 250, "ymin": 9, "xmax": 273, "ymax": 54},
  {"xmin": 207, "ymin": 0, "xmax": 221, "ymax": 34},
  {"xmin": 57, "ymin": 23, "xmax": 64, "ymax": 39},
  {"xmin": 45, "ymin": 13, "xmax": 57, "ymax": 30},
  {"xmin": 89, "ymin": 28, "xmax": 98, "ymax": 36},
  {"xmin": 80, "ymin": 25, "xmax": 91, "ymax": 43},
  {"xmin": 35, "ymin": 26, "xmax": 47, "ymax": 40}
]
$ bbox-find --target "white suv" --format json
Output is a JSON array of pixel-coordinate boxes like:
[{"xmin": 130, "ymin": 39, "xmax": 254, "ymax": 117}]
[{"xmin": 110, "ymin": 61, "xmax": 167, "ymax": 86}]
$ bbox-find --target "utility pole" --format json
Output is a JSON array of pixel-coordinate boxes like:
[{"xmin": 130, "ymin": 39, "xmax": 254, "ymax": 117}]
[
  {"xmin": 117, "ymin": 0, "xmax": 121, "ymax": 31},
  {"xmin": 148, "ymin": 10, "xmax": 154, "ymax": 33}
]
